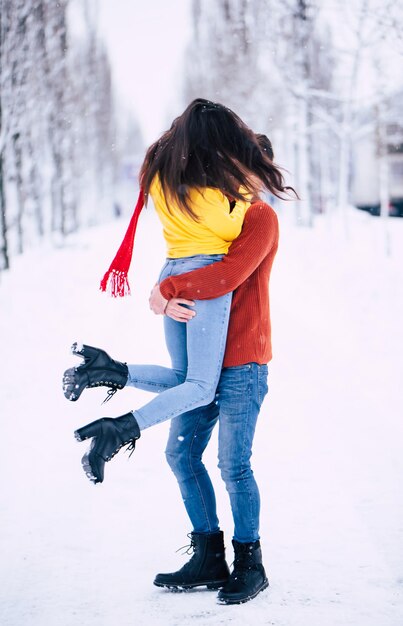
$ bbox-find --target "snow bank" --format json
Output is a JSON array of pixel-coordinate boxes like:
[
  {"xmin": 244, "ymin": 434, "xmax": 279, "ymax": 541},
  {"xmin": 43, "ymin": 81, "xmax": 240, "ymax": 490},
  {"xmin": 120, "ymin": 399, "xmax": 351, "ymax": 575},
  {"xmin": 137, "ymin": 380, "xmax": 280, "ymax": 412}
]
[{"xmin": 0, "ymin": 207, "xmax": 402, "ymax": 625}]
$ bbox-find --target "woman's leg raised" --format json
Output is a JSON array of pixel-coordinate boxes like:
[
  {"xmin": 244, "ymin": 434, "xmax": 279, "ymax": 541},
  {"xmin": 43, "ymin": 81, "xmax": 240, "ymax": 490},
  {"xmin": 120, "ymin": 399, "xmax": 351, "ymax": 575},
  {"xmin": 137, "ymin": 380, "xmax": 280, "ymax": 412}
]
[
  {"xmin": 132, "ymin": 290, "xmax": 231, "ymax": 430},
  {"xmin": 126, "ymin": 314, "xmax": 188, "ymax": 392},
  {"xmin": 128, "ymin": 255, "xmax": 231, "ymax": 430},
  {"xmin": 73, "ymin": 255, "xmax": 231, "ymax": 485}
]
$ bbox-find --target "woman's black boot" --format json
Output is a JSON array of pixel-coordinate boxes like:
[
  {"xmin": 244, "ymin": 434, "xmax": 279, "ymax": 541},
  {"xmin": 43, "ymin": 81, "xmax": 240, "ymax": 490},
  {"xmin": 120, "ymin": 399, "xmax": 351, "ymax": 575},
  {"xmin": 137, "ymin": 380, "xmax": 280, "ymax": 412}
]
[
  {"xmin": 74, "ymin": 412, "xmax": 141, "ymax": 484},
  {"xmin": 217, "ymin": 539, "xmax": 269, "ymax": 604},
  {"xmin": 63, "ymin": 342, "xmax": 128, "ymax": 402},
  {"xmin": 154, "ymin": 531, "xmax": 230, "ymax": 590}
]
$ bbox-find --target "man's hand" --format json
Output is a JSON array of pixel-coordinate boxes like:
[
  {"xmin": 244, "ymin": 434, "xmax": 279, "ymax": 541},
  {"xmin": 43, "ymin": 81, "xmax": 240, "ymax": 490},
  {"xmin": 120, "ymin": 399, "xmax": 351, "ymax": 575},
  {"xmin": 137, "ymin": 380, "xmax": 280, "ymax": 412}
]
[
  {"xmin": 149, "ymin": 284, "xmax": 168, "ymax": 314},
  {"xmin": 166, "ymin": 298, "xmax": 196, "ymax": 322},
  {"xmin": 149, "ymin": 284, "xmax": 196, "ymax": 322}
]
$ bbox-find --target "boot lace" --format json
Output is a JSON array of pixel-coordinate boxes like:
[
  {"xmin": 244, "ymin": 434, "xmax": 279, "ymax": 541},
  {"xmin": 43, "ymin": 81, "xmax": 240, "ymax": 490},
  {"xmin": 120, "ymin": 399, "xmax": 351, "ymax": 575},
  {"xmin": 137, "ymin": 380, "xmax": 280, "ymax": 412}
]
[
  {"xmin": 124, "ymin": 440, "xmax": 137, "ymax": 458},
  {"xmin": 176, "ymin": 533, "xmax": 196, "ymax": 556},
  {"xmin": 174, "ymin": 534, "xmax": 198, "ymax": 573},
  {"xmin": 102, "ymin": 388, "xmax": 118, "ymax": 404}
]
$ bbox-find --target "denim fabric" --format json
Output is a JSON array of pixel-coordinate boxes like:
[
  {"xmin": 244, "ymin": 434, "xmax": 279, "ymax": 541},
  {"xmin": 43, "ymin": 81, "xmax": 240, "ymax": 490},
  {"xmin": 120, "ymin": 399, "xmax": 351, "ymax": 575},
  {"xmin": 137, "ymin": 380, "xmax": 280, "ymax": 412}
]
[
  {"xmin": 216, "ymin": 363, "xmax": 268, "ymax": 542},
  {"xmin": 127, "ymin": 362, "xmax": 269, "ymax": 543},
  {"xmin": 129, "ymin": 255, "xmax": 232, "ymax": 430}
]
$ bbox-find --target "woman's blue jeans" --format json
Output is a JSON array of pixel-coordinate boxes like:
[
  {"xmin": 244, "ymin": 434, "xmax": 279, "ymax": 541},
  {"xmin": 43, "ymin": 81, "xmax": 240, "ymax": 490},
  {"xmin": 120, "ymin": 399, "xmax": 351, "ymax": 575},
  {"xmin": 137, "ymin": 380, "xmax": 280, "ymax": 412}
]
[
  {"xmin": 127, "ymin": 362, "xmax": 269, "ymax": 543},
  {"xmin": 131, "ymin": 255, "xmax": 232, "ymax": 430}
]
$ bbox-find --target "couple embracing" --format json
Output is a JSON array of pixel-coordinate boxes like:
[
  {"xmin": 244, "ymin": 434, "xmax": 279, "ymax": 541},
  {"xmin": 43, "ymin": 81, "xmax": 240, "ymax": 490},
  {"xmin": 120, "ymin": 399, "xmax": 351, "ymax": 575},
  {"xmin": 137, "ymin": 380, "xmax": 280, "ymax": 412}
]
[{"xmin": 63, "ymin": 98, "xmax": 295, "ymax": 605}]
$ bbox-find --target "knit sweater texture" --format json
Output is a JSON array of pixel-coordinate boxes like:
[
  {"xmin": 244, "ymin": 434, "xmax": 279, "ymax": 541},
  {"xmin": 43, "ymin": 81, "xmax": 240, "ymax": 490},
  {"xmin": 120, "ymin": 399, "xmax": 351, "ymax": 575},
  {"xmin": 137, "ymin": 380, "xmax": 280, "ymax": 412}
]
[{"xmin": 159, "ymin": 201, "xmax": 279, "ymax": 367}]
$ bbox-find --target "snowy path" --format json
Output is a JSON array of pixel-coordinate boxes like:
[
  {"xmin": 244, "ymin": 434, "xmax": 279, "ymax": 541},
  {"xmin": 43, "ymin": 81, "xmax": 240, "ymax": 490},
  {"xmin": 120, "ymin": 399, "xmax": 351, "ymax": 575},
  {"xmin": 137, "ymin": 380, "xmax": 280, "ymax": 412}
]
[{"xmin": 1, "ymin": 208, "xmax": 402, "ymax": 626}]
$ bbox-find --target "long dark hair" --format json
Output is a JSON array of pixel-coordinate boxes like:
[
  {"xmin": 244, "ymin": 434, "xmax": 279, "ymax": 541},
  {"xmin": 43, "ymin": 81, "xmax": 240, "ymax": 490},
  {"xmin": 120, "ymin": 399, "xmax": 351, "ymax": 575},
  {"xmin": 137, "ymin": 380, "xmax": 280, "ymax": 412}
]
[
  {"xmin": 256, "ymin": 133, "xmax": 274, "ymax": 161},
  {"xmin": 140, "ymin": 98, "xmax": 295, "ymax": 219}
]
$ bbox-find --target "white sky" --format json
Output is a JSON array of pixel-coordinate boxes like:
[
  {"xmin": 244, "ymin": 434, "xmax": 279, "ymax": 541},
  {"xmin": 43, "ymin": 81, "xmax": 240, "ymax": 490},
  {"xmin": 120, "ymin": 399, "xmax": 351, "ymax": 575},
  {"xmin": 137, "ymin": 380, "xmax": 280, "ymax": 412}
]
[{"xmin": 98, "ymin": 0, "xmax": 192, "ymax": 144}]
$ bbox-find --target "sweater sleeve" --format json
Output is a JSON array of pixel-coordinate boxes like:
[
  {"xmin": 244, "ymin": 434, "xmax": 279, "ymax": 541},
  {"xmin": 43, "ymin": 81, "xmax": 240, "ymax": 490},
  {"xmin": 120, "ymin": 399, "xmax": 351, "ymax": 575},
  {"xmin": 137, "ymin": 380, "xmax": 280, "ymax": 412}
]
[{"xmin": 160, "ymin": 203, "xmax": 279, "ymax": 300}]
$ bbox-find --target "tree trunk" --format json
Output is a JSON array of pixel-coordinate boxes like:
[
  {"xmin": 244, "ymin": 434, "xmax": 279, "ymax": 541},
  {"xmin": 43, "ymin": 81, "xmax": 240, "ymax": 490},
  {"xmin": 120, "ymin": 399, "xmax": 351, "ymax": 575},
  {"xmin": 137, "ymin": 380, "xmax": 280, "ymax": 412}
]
[
  {"xmin": 0, "ymin": 152, "xmax": 10, "ymax": 271},
  {"xmin": 27, "ymin": 136, "xmax": 44, "ymax": 238},
  {"xmin": 337, "ymin": 105, "xmax": 351, "ymax": 238},
  {"xmin": 377, "ymin": 99, "xmax": 391, "ymax": 257},
  {"xmin": 12, "ymin": 132, "xmax": 24, "ymax": 254}
]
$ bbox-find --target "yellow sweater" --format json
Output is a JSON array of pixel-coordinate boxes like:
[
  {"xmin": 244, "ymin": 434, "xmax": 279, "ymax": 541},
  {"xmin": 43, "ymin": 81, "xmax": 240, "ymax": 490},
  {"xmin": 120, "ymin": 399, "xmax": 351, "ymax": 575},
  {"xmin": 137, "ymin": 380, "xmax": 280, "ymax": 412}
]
[{"xmin": 149, "ymin": 175, "xmax": 250, "ymax": 258}]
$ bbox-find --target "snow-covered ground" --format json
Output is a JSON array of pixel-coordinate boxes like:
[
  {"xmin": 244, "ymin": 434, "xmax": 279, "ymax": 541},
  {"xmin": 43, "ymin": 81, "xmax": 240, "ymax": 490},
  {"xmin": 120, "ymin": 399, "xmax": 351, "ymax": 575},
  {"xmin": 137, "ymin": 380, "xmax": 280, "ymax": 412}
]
[{"xmin": 0, "ymin": 205, "xmax": 402, "ymax": 626}]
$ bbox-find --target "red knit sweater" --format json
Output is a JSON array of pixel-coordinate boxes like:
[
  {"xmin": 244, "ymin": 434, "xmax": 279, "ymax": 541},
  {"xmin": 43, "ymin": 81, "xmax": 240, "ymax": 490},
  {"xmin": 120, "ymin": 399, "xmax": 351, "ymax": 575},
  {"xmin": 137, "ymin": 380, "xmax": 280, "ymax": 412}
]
[{"xmin": 159, "ymin": 201, "xmax": 279, "ymax": 367}]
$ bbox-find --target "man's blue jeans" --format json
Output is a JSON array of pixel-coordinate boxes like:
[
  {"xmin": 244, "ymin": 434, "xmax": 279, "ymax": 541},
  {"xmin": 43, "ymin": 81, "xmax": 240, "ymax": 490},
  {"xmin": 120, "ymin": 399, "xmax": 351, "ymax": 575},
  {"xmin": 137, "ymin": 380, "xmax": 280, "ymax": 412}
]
[
  {"xmin": 131, "ymin": 255, "xmax": 232, "ymax": 430},
  {"xmin": 127, "ymin": 362, "xmax": 269, "ymax": 543}
]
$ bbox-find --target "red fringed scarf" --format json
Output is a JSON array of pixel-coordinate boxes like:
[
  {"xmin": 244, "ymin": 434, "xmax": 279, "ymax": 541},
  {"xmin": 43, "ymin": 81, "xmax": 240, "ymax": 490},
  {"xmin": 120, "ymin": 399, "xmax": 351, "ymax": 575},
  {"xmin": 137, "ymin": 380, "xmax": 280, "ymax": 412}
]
[{"xmin": 100, "ymin": 188, "xmax": 145, "ymax": 297}]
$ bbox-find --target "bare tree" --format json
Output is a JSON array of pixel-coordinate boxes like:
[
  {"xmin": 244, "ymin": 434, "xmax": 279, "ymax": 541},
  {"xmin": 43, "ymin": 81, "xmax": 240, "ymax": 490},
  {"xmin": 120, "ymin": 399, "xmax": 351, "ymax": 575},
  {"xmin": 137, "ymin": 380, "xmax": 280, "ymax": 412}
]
[
  {"xmin": 0, "ymin": 0, "xmax": 137, "ymax": 273},
  {"xmin": 0, "ymin": 0, "xmax": 10, "ymax": 270}
]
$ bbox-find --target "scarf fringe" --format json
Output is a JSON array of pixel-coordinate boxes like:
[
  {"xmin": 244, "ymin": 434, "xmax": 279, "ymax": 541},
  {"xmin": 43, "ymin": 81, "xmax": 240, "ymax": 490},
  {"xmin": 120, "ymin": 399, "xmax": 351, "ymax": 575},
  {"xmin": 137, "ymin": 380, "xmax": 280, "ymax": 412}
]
[{"xmin": 100, "ymin": 269, "xmax": 131, "ymax": 298}]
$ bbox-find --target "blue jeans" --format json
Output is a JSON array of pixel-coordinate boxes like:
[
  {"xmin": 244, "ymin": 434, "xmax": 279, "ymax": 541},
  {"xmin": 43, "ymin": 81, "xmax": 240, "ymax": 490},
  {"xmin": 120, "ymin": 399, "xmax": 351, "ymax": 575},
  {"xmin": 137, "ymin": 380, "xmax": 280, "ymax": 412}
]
[
  {"xmin": 131, "ymin": 255, "xmax": 232, "ymax": 430},
  {"xmin": 127, "ymin": 362, "xmax": 269, "ymax": 543}
]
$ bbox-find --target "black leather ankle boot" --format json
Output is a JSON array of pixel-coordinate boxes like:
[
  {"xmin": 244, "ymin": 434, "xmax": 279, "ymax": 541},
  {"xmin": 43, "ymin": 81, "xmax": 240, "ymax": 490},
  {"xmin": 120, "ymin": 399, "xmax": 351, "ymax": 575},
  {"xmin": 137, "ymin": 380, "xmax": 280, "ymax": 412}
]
[
  {"xmin": 217, "ymin": 539, "xmax": 269, "ymax": 604},
  {"xmin": 63, "ymin": 343, "xmax": 128, "ymax": 402},
  {"xmin": 74, "ymin": 412, "xmax": 141, "ymax": 484},
  {"xmin": 154, "ymin": 531, "xmax": 230, "ymax": 590}
]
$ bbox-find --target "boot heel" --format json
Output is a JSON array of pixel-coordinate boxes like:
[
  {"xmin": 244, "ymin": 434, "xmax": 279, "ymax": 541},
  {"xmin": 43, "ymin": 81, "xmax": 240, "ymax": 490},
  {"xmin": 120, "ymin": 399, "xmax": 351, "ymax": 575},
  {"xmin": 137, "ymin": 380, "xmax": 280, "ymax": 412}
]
[
  {"xmin": 74, "ymin": 420, "xmax": 102, "ymax": 442},
  {"xmin": 71, "ymin": 342, "xmax": 100, "ymax": 365},
  {"xmin": 71, "ymin": 342, "xmax": 85, "ymax": 358}
]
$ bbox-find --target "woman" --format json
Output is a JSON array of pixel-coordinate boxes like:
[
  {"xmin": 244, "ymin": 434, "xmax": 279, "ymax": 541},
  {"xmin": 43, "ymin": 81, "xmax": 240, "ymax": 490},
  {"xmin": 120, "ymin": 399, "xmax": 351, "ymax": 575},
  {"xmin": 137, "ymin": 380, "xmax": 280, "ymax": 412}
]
[{"xmin": 64, "ymin": 101, "xmax": 291, "ymax": 486}]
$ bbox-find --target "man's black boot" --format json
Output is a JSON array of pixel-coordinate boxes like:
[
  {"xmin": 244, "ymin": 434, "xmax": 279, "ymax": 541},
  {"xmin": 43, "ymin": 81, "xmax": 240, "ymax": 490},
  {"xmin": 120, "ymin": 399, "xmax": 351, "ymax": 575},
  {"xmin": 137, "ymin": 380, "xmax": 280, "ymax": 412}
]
[
  {"xmin": 217, "ymin": 539, "xmax": 269, "ymax": 604},
  {"xmin": 63, "ymin": 342, "xmax": 128, "ymax": 402},
  {"xmin": 74, "ymin": 412, "xmax": 141, "ymax": 484},
  {"xmin": 154, "ymin": 531, "xmax": 230, "ymax": 590}
]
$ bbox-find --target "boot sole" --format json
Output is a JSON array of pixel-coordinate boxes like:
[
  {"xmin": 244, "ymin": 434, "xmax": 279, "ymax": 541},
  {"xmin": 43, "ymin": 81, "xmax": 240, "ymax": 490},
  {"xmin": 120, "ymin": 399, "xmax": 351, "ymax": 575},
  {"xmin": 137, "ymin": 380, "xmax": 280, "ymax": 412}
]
[
  {"xmin": 74, "ymin": 430, "xmax": 103, "ymax": 484},
  {"xmin": 217, "ymin": 578, "xmax": 269, "ymax": 605},
  {"xmin": 81, "ymin": 455, "xmax": 100, "ymax": 484},
  {"xmin": 81, "ymin": 440, "xmax": 102, "ymax": 485},
  {"xmin": 154, "ymin": 578, "xmax": 228, "ymax": 591},
  {"xmin": 62, "ymin": 368, "xmax": 84, "ymax": 402}
]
